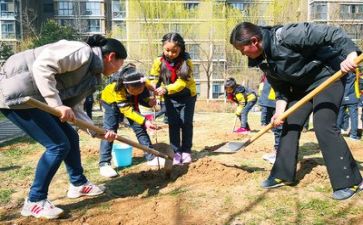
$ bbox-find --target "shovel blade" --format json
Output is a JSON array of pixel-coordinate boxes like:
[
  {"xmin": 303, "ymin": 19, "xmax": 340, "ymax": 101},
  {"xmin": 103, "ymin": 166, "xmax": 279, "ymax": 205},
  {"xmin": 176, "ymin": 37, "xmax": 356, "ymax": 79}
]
[{"xmin": 213, "ymin": 141, "xmax": 246, "ymax": 153}]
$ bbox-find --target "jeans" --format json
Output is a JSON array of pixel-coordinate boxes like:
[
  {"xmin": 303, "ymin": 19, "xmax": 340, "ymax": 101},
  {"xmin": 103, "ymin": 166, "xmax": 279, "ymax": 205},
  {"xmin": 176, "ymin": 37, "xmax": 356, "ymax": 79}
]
[
  {"xmin": 271, "ymin": 80, "xmax": 362, "ymax": 191},
  {"xmin": 239, "ymin": 100, "xmax": 256, "ymax": 129},
  {"xmin": 1, "ymin": 108, "xmax": 88, "ymax": 202},
  {"xmin": 165, "ymin": 95, "xmax": 196, "ymax": 153},
  {"xmin": 337, "ymin": 104, "xmax": 359, "ymax": 139},
  {"xmin": 155, "ymin": 101, "xmax": 168, "ymax": 123},
  {"xmin": 260, "ymin": 106, "xmax": 268, "ymax": 126},
  {"xmin": 99, "ymin": 101, "xmax": 154, "ymax": 166}
]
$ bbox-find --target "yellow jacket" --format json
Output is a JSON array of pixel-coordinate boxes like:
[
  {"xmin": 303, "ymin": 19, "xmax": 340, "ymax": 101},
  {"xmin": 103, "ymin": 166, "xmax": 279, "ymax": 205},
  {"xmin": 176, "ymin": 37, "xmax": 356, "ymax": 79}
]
[
  {"xmin": 149, "ymin": 57, "xmax": 197, "ymax": 97},
  {"xmin": 101, "ymin": 82, "xmax": 151, "ymax": 125}
]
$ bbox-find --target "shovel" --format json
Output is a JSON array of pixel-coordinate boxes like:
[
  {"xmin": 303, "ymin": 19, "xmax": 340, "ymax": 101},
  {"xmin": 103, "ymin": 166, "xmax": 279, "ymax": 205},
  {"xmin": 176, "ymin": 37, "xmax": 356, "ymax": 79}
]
[
  {"xmin": 214, "ymin": 53, "xmax": 363, "ymax": 153},
  {"xmin": 23, "ymin": 97, "xmax": 174, "ymax": 174}
]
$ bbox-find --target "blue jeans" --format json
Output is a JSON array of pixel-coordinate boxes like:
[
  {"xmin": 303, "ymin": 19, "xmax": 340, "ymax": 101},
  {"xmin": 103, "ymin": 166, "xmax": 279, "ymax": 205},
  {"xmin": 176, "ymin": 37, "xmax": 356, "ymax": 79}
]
[
  {"xmin": 1, "ymin": 108, "xmax": 87, "ymax": 202},
  {"xmin": 337, "ymin": 104, "xmax": 359, "ymax": 139},
  {"xmin": 165, "ymin": 96, "xmax": 196, "ymax": 153},
  {"xmin": 99, "ymin": 101, "xmax": 154, "ymax": 166},
  {"xmin": 239, "ymin": 100, "xmax": 256, "ymax": 129},
  {"xmin": 260, "ymin": 106, "xmax": 268, "ymax": 126}
]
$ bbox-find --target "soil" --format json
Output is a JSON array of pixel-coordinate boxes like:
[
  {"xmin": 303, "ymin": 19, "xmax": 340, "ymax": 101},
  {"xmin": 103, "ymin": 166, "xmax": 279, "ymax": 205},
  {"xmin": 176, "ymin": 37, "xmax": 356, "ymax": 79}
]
[{"xmin": 2, "ymin": 112, "xmax": 363, "ymax": 225}]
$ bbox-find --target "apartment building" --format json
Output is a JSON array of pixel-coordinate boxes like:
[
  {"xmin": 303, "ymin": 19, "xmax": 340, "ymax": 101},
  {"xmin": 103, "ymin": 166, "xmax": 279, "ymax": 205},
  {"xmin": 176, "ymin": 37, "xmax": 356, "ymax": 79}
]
[
  {"xmin": 308, "ymin": 0, "xmax": 363, "ymax": 41},
  {"xmin": 0, "ymin": 0, "xmax": 20, "ymax": 50}
]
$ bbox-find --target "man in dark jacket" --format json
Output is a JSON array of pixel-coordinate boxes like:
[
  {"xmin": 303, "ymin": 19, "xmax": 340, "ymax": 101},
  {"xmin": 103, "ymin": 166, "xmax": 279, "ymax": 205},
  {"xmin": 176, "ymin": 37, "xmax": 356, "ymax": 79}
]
[{"xmin": 230, "ymin": 22, "xmax": 362, "ymax": 200}]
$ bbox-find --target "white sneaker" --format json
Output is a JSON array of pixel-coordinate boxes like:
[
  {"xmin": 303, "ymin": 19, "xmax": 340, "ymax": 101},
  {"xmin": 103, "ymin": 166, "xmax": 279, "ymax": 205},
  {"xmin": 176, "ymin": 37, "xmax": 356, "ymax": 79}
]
[
  {"xmin": 147, "ymin": 157, "xmax": 165, "ymax": 167},
  {"xmin": 262, "ymin": 152, "xmax": 276, "ymax": 164},
  {"xmin": 20, "ymin": 198, "xmax": 63, "ymax": 219},
  {"xmin": 67, "ymin": 181, "xmax": 105, "ymax": 199},
  {"xmin": 100, "ymin": 163, "xmax": 118, "ymax": 178}
]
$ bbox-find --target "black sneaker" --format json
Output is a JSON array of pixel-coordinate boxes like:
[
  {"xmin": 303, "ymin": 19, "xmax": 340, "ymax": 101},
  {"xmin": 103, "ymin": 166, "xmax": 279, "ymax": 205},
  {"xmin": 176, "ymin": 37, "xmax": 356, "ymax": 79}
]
[
  {"xmin": 332, "ymin": 185, "xmax": 359, "ymax": 200},
  {"xmin": 261, "ymin": 176, "xmax": 291, "ymax": 189}
]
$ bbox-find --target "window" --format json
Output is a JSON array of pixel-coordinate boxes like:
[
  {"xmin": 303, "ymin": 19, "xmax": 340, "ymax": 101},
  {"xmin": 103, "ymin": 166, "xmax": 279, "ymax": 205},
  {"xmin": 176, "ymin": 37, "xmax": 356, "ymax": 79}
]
[
  {"xmin": 212, "ymin": 62, "xmax": 225, "ymax": 79},
  {"xmin": 196, "ymin": 82, "xmax": 200, "ymax": 96},
  {"xmin": 0, "ymin": 0, "xmax": 15, "ymax": 17},
  {"xmin": 311, "ymin": 2, "xmax": 327, "ymax": 20},
  {"xmin": 212, "ymin": 44, "xmax": 224, "ymax": 60},
  {"xmin": 58, "ymin": 1, "xmax": 73, "ymax": 16},
  {"xmin": 341, "ymin": 24, "xmax": 363, "ymax": 39},
  {"xmin": 187, "ymin": 44, "xmax": 200, "ymax": 60},
  {"xmin": 87, "ymin": 19, "xmax": 100, "ymax": 32},
  {"xmin": 193, "ymin": 64, "xmax": 200, "ymax": 79},
  {"xmin": 81, "ymin": 2, "xmax": 101, "ymax": 16},
  {"xmin": 184, "ymin": 2, "xmax": 199, "ymax": 10},
  {"xmin": 1, "ymin": 22, "xmax": 15, "ymax": 38},
  {"xmin": 112, "ymin": 0, "xmax": 126, "ymax": 18},
  {"xmin": 59, "ymin": 19, "xmax": 74, "ymax": 27},
  {"xmin": 212, "ymin": 82, "xmax": 224, "ymax": 99},
  {"xmin": 340, "ymin": 4, "xmax": 363, "ymax": 19}
]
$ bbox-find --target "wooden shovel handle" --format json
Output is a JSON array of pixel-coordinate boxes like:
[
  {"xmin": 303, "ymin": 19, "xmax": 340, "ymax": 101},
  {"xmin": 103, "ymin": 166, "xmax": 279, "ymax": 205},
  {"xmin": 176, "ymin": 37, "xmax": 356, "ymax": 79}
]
[
  {"xmin": 245, "ymin": 54, "xmax": 363, "ymax": 146},
  {"xmin": 24, "ymin": 97, "xmax": 173, "ymax": 160}
]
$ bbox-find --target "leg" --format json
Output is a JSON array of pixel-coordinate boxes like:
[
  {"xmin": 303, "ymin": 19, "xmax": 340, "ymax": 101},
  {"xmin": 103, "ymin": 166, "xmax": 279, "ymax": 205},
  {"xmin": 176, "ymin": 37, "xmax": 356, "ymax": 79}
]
[
  {"xmin": 165, "ymin": 98, "xmax": 182, "ymax": 153},
  {"xmin": 241, "ymin": 101, "xmax": 256, "ymax": 129},
  {"xmin": 313, "ymin": 81, "xmax": 362, "ymax": 191},
  {"xmin": 270, "ymin": 98, "xmax": 313, "ymax": 182},
  {"xmin": 180, "ymin": 96, "xmax": 196, "ymax": 153},
  {"xmin": 99, "ymin": 102, "xmax": 121, "ymax": 166},
  {"xmin": 347, "ymin": 104, "xmax": 359, "ymax": 139},
  {"xmin": 127, "ymin": 118, "xmax": 154, "ymax": 161},
  {"xmin": 1, "ymin": 109, "xmax": 82, "ymax": 201}
]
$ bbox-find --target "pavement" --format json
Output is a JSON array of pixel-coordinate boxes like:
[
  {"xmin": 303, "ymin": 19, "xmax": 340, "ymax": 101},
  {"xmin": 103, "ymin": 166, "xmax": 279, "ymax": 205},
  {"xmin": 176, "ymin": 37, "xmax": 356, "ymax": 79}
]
[{"xmin": 0, "ymin": 119, "xmax": 26, "ymax": 144}]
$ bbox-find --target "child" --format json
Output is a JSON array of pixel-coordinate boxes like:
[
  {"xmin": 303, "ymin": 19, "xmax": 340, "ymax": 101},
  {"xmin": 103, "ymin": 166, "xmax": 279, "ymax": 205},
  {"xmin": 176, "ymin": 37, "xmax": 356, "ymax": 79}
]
[
  {"xmin": 151, "ymin": 32, "xmax": 197, "ymax": 165},
  {"xmin": 99, "ymin": 64, "xmax": 162, "ymax": 178},
  {"xmin": 225, "ymin": 77, "xmax": 257, "ymax": 134},
  {"xmin": 258, "ymin": 74, "xmax": 282, "ymax": 164}
]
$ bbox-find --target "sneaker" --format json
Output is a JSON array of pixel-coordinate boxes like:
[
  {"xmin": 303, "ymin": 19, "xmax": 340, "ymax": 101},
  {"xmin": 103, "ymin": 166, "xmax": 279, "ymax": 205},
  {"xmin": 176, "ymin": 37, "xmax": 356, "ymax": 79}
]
[
  {"xmin": 359, "ymin": 181, "xmax": 363, "ymax": 191},
  {"xmin": 100, "ymin": 163, "xmax": 118, "ymax": 178},
  {"xmin": 261, "ymin": 176, "xmax": 291, "ymax": 189},
  {"xmin": 67, "ymin": 181, "xmax": 105, "ymax": 199},
  {"xmin": 262, "ymin": 152, "xmax": 276, "ymax": 164},
  {"xmin": 332, "ymin": 185, "xmax": 359, "ymax": 200},
  {"xmin": 182, "ymin": 152, "xmax": 192, "ymax": 164},
  {"xmin": 340, "ymin": 129, "xmax": 349, "ymax": 135},
  {"xmin": 173, "ymin": 152, "xmax": 182, "ymax": 165},
  {"xmin": 349, "ymin": 137, "xmax": 360, "ymax": 141},
  {"xmin": 147, "ymin": 156, "xmax": 165, "ymax": 167},
  {"xmin": 21, "ymin": 198, "xmax": 63, "ymax": 219},
  {"xmin": 234, "ymin": 127, "xmax": 250, "ymax": 134}
]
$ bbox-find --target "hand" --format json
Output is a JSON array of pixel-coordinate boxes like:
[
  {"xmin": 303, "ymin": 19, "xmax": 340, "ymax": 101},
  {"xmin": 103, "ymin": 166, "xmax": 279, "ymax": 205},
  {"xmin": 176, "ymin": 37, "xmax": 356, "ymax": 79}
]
[
  {"xmin": 145, "ymin": 120, "xmax": 157, "ymax": 130},
  {"xmin": 271, "ymin": 113, "xmax": 284, "ymax": 127},
  {"xmin": 340, "ymin": 52, "xmax": 358, "ymax": 73},
  {"xmin": 55, "ymin": 105, "xmax": 75, "ymax": 123},
  {"xmin": 104, "ymin": 130, "xmax": 117, "ymax": 142},
  {"xmin": 149, "ymin": 97, "xmax": 157, "ymax": 107},
  {"xmin": 155, "ymin": 87, "xmax": 167, "ymax": 96}
]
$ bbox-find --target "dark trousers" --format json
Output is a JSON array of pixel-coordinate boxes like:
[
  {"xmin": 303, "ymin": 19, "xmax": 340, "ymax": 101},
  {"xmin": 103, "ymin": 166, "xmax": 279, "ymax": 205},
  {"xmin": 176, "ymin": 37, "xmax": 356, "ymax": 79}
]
[
  {"xmin": 99, "ymin": 101, "xmax": 153, "ymax": 166},
  {"xmin": 271, "ymin": 80, "xmax": 362, "ymax": 191},
  {"xmin": 263, "ymin": 106, "xmax": 282, "ymax": 151},
  {"xmin": 1, "ymin": 108, "xmax": 87, "ymax": 202},
  {"xmin": 165, "ymin": 95, "xmax": 196, "ymax": 153},
  {"xmin": 155, "ymin": 101, "xmax": 168, "ymax": 123}
]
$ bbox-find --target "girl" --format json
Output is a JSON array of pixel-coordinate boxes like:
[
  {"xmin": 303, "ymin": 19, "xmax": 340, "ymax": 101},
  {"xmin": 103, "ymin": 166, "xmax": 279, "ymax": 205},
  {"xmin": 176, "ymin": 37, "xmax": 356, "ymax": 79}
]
[
  {"xmin": 150, "ymin": 32, "xmax": 197, "ymax": 165},
  {"xmin": 230, "ymin": 22, "xmax": 362, "ymax": 200},
  {"xmin": 99, "ymin": 64, "xmax": 161, "ymax": 178},
  {"xmin": 225, "ymin": 77, "xmax": 257, "ymax": 134},
  {"xmin": 0, "ymin": 34, "xmax": 125, "ymax": 219}
]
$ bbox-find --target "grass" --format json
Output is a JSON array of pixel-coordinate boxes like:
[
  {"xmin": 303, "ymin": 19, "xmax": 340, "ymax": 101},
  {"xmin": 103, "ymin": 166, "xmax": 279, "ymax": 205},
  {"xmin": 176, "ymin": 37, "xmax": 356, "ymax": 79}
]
[
  {"xmin": 0, "ymin": 112, "xmax": 5, "ymax": 121},
  {"xmin": 0, "ymin": 189, "xmax": 14, "ymax": 204}
]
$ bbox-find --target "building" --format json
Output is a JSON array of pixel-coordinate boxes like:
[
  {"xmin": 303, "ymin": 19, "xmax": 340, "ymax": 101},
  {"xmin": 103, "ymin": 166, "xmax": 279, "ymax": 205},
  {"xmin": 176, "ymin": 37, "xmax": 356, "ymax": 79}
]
[
  {"xmin": 308, "ymin": 0, "xmax": 363, "ymax": 41},
  {"xmin": 0, "ymin": 0, "xmax": 21, "ymax": 50}
]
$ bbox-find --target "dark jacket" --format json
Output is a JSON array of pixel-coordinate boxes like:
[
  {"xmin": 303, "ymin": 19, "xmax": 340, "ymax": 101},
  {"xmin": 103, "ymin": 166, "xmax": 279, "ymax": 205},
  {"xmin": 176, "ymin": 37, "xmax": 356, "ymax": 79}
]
[
  {"xmin": 341, "ymin": 72, "xmax": 359, "ymax": 105},
  {"xmin": 249, "ymin": 23, "xmax": 361, "ymax": 101}
]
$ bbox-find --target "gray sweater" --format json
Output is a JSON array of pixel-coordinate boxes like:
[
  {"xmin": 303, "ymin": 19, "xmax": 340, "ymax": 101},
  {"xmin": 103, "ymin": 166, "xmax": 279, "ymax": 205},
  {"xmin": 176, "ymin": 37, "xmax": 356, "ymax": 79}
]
[{"xmin": 0, "ymin": 40, "xmax": 103, "ymax": 109}]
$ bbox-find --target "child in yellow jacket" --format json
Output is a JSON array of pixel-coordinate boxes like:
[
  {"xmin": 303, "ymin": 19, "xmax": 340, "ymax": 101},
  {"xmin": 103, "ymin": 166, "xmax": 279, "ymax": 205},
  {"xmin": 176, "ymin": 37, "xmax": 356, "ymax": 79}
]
[
  {"xmin": 99, "ymin": 64, "xmax": 161, "ymax": 178},
  {"xmin": 225, "ymin": 77, "xmax": 257, "ymax": 134},
  {"xmin": 150, "ymin": 32, "xmax": 197, "ymax": 165}
]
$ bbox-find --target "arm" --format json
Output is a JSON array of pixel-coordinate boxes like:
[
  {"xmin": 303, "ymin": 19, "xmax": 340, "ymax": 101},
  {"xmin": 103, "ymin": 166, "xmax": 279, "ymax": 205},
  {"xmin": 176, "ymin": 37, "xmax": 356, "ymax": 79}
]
[{"xmin": 32, "ymin": 40, "xmax": 92, "ymax": 107}]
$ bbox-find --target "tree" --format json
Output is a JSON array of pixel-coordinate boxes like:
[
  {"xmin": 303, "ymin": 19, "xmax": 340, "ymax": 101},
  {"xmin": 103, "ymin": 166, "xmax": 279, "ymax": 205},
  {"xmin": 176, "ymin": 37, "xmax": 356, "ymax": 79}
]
[
  {"xmin": 32, "ymin": 20, "xmax": 79, "ymax": 48},
  {"xmin": 0, "ymin": 42, "xmax": 14, "ymax": 67}
]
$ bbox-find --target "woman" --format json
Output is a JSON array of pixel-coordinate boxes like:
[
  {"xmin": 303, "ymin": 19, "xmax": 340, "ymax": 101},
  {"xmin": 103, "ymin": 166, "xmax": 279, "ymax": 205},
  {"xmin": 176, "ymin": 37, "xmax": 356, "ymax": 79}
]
[
  {"xmin": 230, "ymin": 22, "xmax": 362, "ymax": 200},
  {"xmin": 0, "ymin": 34, "xmax": 126, "ymax": 219}
]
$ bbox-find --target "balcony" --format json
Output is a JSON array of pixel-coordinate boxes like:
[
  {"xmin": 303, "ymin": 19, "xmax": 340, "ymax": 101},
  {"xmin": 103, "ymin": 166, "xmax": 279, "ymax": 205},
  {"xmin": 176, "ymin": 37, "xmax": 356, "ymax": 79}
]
[{"xmin": 0, "ymin": 11, "xmax": 16, "ymax": 19}]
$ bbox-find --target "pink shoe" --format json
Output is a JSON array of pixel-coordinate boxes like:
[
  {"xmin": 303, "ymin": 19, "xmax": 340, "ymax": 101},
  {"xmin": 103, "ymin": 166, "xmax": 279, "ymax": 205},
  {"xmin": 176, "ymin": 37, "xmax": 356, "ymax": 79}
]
[
  {"xmin": 234, "ymin": 127, "xmax": 250, "ymax": 134},
  {"xmin": 182, "ymin": 152, "xmax": 192, "ymax": 164},
  {"xmin": 173, "ymin": 152, "xmax": 182, "ymax": 165}
]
